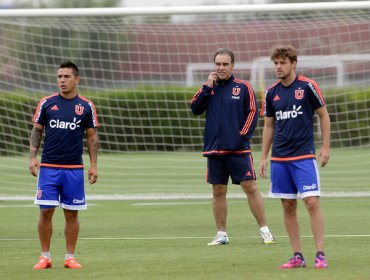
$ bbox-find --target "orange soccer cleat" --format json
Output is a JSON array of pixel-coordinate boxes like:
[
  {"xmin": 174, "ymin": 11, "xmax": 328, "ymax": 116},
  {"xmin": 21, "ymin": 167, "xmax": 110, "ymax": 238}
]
[
  {"xmin": 33, "ymin": 256, "xmax": 52, "ymax": 270},
  {"xmin": 64, "ymin": 257, "xmax": 82, "ymax": 269}
]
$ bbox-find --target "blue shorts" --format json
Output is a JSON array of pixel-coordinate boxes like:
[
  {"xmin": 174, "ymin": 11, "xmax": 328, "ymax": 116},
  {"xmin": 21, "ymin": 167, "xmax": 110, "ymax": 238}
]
[
  {"xmin": 34, "ymin": 167, "xmax": 87, "ymax": 210},
  {"xmin": 269, "ymin": 159, "xmax": 321, "ymax": 199},
  {"xmin": 207, "ymin": 154, "xmax": 256, "ymax": 185}
]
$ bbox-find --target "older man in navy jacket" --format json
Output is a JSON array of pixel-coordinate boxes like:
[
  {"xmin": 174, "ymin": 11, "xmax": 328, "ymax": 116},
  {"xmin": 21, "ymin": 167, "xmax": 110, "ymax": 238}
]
[{"xmin": 191, "ymin": 48, "xmax": 274, "ymax": 246}]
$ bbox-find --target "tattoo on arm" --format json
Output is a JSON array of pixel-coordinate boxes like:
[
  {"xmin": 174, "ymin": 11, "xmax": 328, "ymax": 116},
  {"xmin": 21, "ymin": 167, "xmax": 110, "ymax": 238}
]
[
  {"xmin": 87, "ymin": 130, "xmax": 99, "ymax": 165},
  {"xmin": 30, "ymin": 127, "xmax": 42, "ymax": 158}
]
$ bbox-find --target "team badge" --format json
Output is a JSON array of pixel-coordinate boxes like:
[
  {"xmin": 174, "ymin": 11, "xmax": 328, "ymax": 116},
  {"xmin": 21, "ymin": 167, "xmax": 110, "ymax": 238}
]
[
  {"xmin": 75, "ymin": 105, "xmax": 84, "ymax": 115},
  {"xmin": 295, "ymin": 89, "xmax": 304, "ymax": 100},
  {"xmin": 37, "ymin": 189, "xmax": 42, "ymax": 199},
  {"xmin": 232, "ymin": 87, "xmax": 241, "ymax": 96}
]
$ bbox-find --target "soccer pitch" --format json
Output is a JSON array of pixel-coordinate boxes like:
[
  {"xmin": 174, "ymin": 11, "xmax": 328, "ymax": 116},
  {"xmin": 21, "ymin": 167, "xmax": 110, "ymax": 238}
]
[
  {"xmin": 1, "ymin": 148, "xmax": 370, "ymax": 198},
  {"xmin": 0, "ymin": 150, "xmax": 370, "ymax": 279},
  {"xmin": 1, "ymin": 198, "xmax": 370, "ymax": 279}
]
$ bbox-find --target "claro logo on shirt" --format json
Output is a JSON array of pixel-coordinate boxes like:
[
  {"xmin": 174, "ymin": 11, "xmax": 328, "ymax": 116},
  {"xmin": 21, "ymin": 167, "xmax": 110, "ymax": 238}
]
[
  {"xmin": 275, "ymin": 105, "xmax": 303, "ymax": 120},
  {"xmin": 49, "ymin": 117, "xmax": 81, "ymax": 130}
]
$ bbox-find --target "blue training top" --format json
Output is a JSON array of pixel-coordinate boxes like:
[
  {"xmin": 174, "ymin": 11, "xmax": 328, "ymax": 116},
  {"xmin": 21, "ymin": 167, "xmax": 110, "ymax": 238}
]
[
  {"xmin": 32, "ymin": 93, "xmax": 99, "ymax": 167},
  {"xmin": 263, "ymin": 75, "xmax": 325, "ymax": 161}
]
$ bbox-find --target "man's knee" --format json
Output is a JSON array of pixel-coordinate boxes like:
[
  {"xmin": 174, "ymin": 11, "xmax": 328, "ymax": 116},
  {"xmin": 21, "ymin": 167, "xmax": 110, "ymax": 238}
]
[
  {"xmin": 39, "ymin": 208, "xmax": 55, "ymax": 221},
  {"xmin": 281, "ymin": 199, "xmax": 297, "ymax": 214},
  {"xmin": 303, "ymin": 196, "xmax": 320, "ymax": 212},
  {"xmin": 212, "ymin": 184, "xmax": 227, "ymax": 198},
  {"xmin": 63, "ymin": 209, "xmax": 79, "ymax": 222},
  {"xmin": 241, "ymin": 180, "xmax": 257, "ymax": 194}
]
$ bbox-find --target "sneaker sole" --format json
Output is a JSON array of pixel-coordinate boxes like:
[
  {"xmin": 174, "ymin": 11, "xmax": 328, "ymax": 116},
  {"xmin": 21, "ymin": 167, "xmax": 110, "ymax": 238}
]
[
  {"xmin": 207, "ymin": 242, "xmax": 229, "ymax": 246},
  {"xmin": 315, "ymin": 265, "xmax": 328, "ymax": 269},
  {"xmin": 33, "ymin": 267, "xmax": 52, "ymax": 270},
  {"xmin": 280, "ymin": 263, "xmax": 306, "ymax": 269},
  {"xmin": 64, "ymin": 265, "xmax": 82, "ymax": 269},
  {"xmin": 33, "ymin": 264, "xmax": 52, "ymax": 270},
  {"xmin": 279, "ymin": 266, "xmax": 306, "ymax": 269}
]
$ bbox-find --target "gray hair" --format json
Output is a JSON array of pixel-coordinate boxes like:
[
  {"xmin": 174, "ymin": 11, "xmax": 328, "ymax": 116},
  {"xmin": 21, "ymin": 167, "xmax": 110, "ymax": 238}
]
[{"xmin": 213, "ymin": 48, "xmax": 235, "ymax": 64}]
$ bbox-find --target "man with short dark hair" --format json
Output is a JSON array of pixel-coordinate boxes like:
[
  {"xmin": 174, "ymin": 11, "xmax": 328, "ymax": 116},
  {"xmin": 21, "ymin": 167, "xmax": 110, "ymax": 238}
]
[{"xmin": 30, "ymin": 61, "xmax": 99, "ymax": 269}]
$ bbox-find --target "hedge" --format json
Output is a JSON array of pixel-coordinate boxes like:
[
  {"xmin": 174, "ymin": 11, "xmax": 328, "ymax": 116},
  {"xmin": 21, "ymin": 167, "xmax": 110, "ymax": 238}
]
[{"xmin": 0, "ymin": 86, "xmax": 369, "ymax": 155}]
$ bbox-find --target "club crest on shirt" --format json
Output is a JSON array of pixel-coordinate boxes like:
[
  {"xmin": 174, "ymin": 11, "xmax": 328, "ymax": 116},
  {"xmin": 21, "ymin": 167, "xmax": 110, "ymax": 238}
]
[
  {"xmin": 232, "ymin": 87, "xmax": 241, "ymax": 96},
  {"xmin": 295, "ymin": 89, "xmax": 304, "ymax": 100},
  {"xmin": 75, "ymin": 105, "xmax": 84, "ymax": 115}
]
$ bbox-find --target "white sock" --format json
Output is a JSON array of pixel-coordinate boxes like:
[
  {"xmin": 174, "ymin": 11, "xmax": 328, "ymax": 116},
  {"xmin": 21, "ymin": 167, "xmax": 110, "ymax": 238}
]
[
  {"xmin": 65, "ymin": 253, "xmax": 75, "ymax": 260},
  {"xmin": 217, "ymin": 231, "xmax": 227, "ymax": 236},
  {"xmin": 41, "ymin": 252, "xmax": 51, "ymax": 259},
  {"xmin": 260, "ymin": 226, "xmax": 270, "ymax": 233}
]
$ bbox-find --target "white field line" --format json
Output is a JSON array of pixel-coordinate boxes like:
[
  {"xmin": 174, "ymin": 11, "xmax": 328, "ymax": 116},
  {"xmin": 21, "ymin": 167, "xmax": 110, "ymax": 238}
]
[
  {"xmin": 1, "ymin": 234, "xmax": 370, "ymax": 242},
  {"xmin": 1, "ymin": 191, "xmax": 370, "ymax": 201}
]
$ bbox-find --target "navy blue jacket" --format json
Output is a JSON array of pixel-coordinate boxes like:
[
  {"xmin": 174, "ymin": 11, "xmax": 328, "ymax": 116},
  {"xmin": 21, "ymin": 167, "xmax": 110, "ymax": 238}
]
[{"xmin": 191, "ymin": 75, "xmax": 258, "ymax": 156}]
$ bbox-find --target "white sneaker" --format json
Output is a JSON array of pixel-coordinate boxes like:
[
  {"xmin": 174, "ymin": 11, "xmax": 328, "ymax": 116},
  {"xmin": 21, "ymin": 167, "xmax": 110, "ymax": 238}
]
[
  {"xmin": 207, "ymin": 233, "xmax": 230, "ymax": 246},
  {"xmin": 260, "ymin": 229, "xmax": 275, "ymax": 244}
]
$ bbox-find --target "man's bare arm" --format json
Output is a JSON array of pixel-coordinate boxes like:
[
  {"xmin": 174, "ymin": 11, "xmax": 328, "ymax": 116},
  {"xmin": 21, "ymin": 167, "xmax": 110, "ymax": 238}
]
[{"xmin": 29, "ymin": 123, "xmax": 44, "ymax": 176}]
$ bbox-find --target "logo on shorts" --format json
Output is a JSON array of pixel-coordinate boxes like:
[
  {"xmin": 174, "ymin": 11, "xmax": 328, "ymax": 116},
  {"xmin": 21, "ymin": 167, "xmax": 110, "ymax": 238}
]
[
  {"xmin": 303, "ymin": 183, "xmax": 318, "ymax": 191},
  {"xmin": 73, "ymin": 198, "xmax": 85, "ymax": 204},
  {"xmin": 37, "ymin": 189, "xmax": 42, "ymax": 199},
  {"xmin": 245, "ymin": 171, "xmax": 252, "ymax": 177}
]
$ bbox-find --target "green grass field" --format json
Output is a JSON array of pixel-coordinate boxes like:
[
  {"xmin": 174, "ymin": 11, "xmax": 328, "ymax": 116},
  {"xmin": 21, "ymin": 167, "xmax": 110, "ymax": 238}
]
[
  {"xmin": 1, "ymin": 147, "xmax": 370, "ymax": 197},
  {"xmin": 0, "ymin": 149, "xmax": 370, "ymax": 279},
  {"xmin": 1, "ymin": 198, "xmax": 370, "ymax": 279}
]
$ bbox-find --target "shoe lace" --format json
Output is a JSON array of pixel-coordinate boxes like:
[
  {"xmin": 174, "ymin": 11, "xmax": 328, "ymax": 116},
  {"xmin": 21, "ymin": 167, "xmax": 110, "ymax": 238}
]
[
  {"xmin": 215, "ymin": 234, "xmax": 226, "ymax": 240},
  {"xmin": 316, "ymin": 255, "xmax": 326, "ymax": 263},
  {"xmin": 39, "ymin": 257, "xmax": 49, "ymax": 263},
  {"xmin": 261, "ymin": 231, "xmax": 272, "ymax": 240},
  {"xmin": 290, "ymin": 256, "xmax": 303, "ymax": 265}
]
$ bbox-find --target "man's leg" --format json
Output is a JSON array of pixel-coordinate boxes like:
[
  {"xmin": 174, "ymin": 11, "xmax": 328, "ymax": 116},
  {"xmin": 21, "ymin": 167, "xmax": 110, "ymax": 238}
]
[
  {"xmin": 63, "ymin": 209, "xmax": 80, "ymax": 255},
  {"xmin": 240, "ymin": 180, "xmax": 267, "ymax": 227},
  {"xmin": 303, "ymin": 196, "xmax": 325, "ymax": 252},
  {"xmin": 212, "ymin": 184, "xmax": 228, "ymax": 231},
  {"xmin": 280, "ymin": 199, "xmax": 306, "ymax": 269},
  {"xmin": 206, "ymin": 184, "xmax": 230, "ymax": 245},
  {"xmin": 281, "ymin": 198, "xmax": 302, "ymax": 253},
  {"xmin": 63, "ymin": 209, "xmax": 82, "ymax": 268},
  {"xmin": 38, "ymin": 207, "xmax": 55, "ymax": 252},
  {"xmin": 33, "ymin": 207, "xmax": 55, "ymax": 270},
  {"xmin": 279, "ymin": 198, "xmax": 309, "ymax": 269}
]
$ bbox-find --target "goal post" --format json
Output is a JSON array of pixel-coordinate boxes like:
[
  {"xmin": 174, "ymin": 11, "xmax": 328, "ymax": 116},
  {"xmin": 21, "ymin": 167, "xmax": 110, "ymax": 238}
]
[{"xmin": 0, "ymin": 2, "xmax": 370, "ymax": 195}]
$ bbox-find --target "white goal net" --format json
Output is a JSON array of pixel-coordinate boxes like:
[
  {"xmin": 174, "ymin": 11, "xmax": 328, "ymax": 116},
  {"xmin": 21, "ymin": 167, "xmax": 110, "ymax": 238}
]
[{"xmin": 0, "ymin": 2, "xmax": 369, "ymax": 196}]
